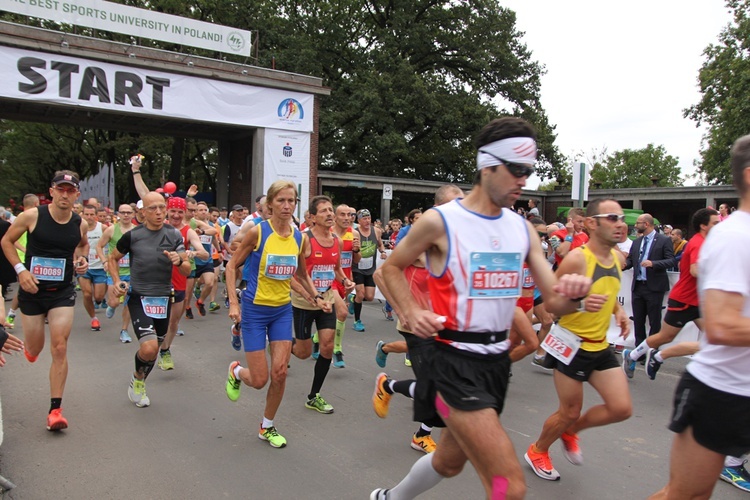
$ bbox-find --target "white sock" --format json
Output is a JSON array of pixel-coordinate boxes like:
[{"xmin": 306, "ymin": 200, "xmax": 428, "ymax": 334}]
[
  {"xmin": 654, "ymin": 351, "xmax": 664, "ymax": 363},
  {"xmin": 420, "ymin": 423, "xmax": 432, "ymax": 433},
  {"xmin": 409, "ymin": 382, "xmax": 416, "ymax": 399},
  {"xmin": 233, "ymin": 365, "xmax": 243, "ymax": 379},
  {"xmin": 726, "ymin": 456, "xmax": 745, "ymax": 467},
  {"xmin": 388, "ymin": 453, "xmax": 443, "ymax": 499},
  {"xmin": 8, "ymin": 308, "xmax": 16, "ymax": 315},
  {"xmin": 262, "ymin": 417, "xmax": 274, "ymax": 429},
  {"xmin": 388, "ymin": 380, "xmax": 397, "ymax": 393},
  {"xmin": 630, "ymin": 340, "xmax": 650, "ymax": 360}
]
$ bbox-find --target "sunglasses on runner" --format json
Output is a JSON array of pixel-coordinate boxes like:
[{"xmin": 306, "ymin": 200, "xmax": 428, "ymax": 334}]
[
  {"xmin": 478, "ymin": 150, "xmax": 535, "ymax": 178},
  {"xmin": 591, "ymin": 213, "xmax": 625, "ymax": 223}
]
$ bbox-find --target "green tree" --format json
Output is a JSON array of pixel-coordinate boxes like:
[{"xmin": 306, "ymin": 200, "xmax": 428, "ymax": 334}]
[
  {"xmin": 685, "ymin": 0, "xmax": 750, "ymax": 184},
  {"xmin": 590, "ymin": 144, "xmax": 682, "ymax": 189}
]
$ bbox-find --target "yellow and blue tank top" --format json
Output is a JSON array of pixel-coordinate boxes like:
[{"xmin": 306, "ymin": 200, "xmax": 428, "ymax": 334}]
[
  {"xmin": 242, "ymin": 220, "xmax": 303, "ymax": 307},
  {"xmin": 559, "ymin": 245, "xmax": 621, "ymax": 352}
]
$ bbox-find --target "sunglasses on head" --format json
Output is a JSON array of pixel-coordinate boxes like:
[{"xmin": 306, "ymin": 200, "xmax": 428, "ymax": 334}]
[
  {"xmin": 478, "ymin": 150, "xmax": 535, "ymax": 178},
  {"xmin": 591, "ymin": 213, "xmax": 625, "ymax": 223}
]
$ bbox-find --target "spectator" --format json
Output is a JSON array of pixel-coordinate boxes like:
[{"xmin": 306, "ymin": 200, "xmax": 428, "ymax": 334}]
[
  {"xmin": 718, "ymin": 203, "xmax": 730, "ymax": 221},
  {"xmin": 528, "ymin": 198, "xmax": 540, "ymax": 217}
]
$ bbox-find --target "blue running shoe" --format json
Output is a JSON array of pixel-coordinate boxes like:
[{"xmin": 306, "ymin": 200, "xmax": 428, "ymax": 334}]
[
  {"xmin": 375, "ymin": 340, "xmax": 388, "ymax": 368},
  {"xmin": 105, "ymin": 306, "xmax": 116, "ymax": 319},
  {"xmin": 347, "ymin": 294, "xmax": 355, "ymax": 315},
  {"xmin": 353, "ymin": 320, "xmax": 365, "ymax": 332},
  {"xmin": 622, "ymin": 349, "xmax": 636, "ymax": 379},
  {"xmin": 720, "ymin": 461, "xmax": 750, "ymax": 492},
  {"xmin": 231, "ymin": 323, "xmax": 242, "ymax": 352}
]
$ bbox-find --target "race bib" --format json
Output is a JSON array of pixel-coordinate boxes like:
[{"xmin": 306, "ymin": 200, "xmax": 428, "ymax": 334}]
[
  {"xmin": 468, "ymin": 252, "xmax": 522, "ymax": 298},
  {"xmin": 340, "ymin": 251, "xmax": 352, "ymax": 269},
  {"xmin": 30, "ymin": 256, "xmax": 66, "ymax": 282},
  {"xmin": 522, "ymin": 267, "xmax": 535, "ymax": 288},
  {"xmin": 118, "ymin": 253, "xmax": 130, "ymax": 267},
  {"xmin": 200, "ymin": 234, "xmax": 212, "ymax": 245},
  {"xmin": 541, "ymin": 324, "xmax": 582, "ymax": 366},
  {"xmin": 311, "ymin": 267, "xmax": 335, "ymax": 292},
  {"xmin": 141, "ymin": 296, "xmax": 169, "ymax": 319},
  {"xmin": 358, "ymin": 256, "xmax": 373, "ymax": 270},
  {"xmin": 265, "ymin": 254, "xmax": 297, "ymax": 280}
]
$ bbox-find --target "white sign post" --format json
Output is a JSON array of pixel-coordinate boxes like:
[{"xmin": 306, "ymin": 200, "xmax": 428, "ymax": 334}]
[
  {"xmin": 570, "ymin": 162, "xmax": 590, "ymax": 207},
  {"xmin": 382, "ymin": 184, "xmax": 393, "ymax": 201},
  {"xmin": 1, "ymin": 0, "xmax": 252, "ymax": 56}
]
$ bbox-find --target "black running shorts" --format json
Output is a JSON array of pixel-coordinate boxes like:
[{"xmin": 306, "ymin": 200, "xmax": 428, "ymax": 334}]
[
  {"xmin": 663, "ymin": 298, "xmax": 701, "ymax": 328},
  {"xmin": 18, "ymin": 284, "xmax": 76, "ymax": 316},
  {"xmin": 292, "ymin": 306, "xmax": 336, "ymax": 340},
  {"xmin": 550, "ymin": 346, "xmax": 620, "ymax": 382}
]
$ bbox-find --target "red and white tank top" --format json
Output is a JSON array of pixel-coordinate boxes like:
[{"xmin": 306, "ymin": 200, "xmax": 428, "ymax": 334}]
[{"xmin": 428, "ymin": 201, "xmax": 529, "ymax": 354}]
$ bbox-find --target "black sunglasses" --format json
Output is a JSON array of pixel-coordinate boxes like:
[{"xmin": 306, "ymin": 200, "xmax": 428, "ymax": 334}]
[
  {"xmin": 478, "ymin": 150, "xmax": 535, "ymax": 178},
  {"xmin": 591, "ymin": 213, "xmax": 625, "ymax": 223},
  {"xmin": 537, "ymin": 231, "xmax": 547, "ymax": 238}
]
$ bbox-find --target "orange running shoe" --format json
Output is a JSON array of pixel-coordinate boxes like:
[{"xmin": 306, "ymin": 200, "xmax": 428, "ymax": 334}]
[
  {"xmin": 46, "ymin": 408, "xmax": 68, "ymax": 431},
  {"xmin": 524, "ymin": 444, "xmax": 560, "ymax": 481},
  {"xmin": 24, "ymin": 348, "xmax": 38, "ymax": 363},
  {"xmin": 90, "ymin": 318, "xmax": 101, "ymax": 331},
  {"xmin": 561, "ymin": 432, "xmax": 583, "ymax": 465},
  {"xmin": 372, "ymin": 372, "xmax": 392, "ymax": 418}
]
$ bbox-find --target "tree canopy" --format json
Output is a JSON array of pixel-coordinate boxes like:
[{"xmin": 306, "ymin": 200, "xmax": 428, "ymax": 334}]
[
  {"xmin": 684, "ymin": 0, "xmax": 750, "ymax": 184},
  {"xmin": 588, "ymin": 144, "xmax": 682, "ymax": 189},
  {"xmin": 0, "ymin": 0, "xmax": 564, "ymax": 204}
]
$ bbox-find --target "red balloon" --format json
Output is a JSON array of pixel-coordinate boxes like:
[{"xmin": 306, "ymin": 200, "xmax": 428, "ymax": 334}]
[
  {"xmin": 156, "ymin": 187, "xmax": 164, "ymax": 193},
  {"xmin": 164, "ymin": 181, "xmax": 177, "ymax": 194}
]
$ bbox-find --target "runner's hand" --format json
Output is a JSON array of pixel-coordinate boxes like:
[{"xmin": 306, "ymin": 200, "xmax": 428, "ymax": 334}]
[
  {"xmin": 1, "ymin": 332, "xmax": 23, "ymax": 354},
  {"xmin": 163, "ymin": 250, "xmax": 181, "ymax": 266},
  {"xmin": 228, "ymin": 303, "xmax": 241, "ymax": 323},
  {"xmin": 18, "ymin": 270, "xmax": 39, "ymax": 294},
  {"xmin": 553, "ymin": 274, "xmax": 592, "ymax": 299},
  {"xmin": 616, "ymin": 308, "xmax": 630, "ymax": 339},
  {"xmin": 74, "ymin": 256, "xmax": 88, "ymax": 275},
  {"xmin": 582, "ymin": 294, "xmax": 608, "ymax": 312},
  {"xmin": 406, "ymin": 309, "xmax": 446, "ymax": 339}
]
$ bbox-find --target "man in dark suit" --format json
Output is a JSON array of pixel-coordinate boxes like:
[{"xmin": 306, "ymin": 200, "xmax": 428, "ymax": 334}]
[{"xmin": 624, "ymin": 213, "xmax": 675, "ymax": 358}]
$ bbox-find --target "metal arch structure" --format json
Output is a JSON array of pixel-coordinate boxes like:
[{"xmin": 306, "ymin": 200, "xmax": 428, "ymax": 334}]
[{"xmin": 0, "ymin": 21, "xmax": 330, "ymax": 208}]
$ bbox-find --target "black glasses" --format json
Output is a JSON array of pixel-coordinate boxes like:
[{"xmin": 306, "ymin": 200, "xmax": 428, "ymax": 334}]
[
  {"xmin": 591, "ymin": 213, "xmax": 625, "ymax": 223},
  {"xmin": 478, "ymin": 150, "xmax": 535, "ymax": 178},
  {"xmin": 537, "ymin": 231, "xmax": 547, "ymax": 238}
]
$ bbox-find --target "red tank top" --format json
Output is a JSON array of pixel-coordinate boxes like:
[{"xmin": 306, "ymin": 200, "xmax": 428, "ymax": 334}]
[
  {"xmin": 171, "ymin": 225, "xmax": 190, "ymax": 291},
  {"xmin": 306, "ymin": 230, "xmax": 340, "ymax": 293}
]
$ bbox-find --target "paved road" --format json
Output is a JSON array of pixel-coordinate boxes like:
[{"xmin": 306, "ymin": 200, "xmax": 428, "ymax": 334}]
[{"xmin": 0, "ymin": 292, "xmax": 745, "ymax": 499}]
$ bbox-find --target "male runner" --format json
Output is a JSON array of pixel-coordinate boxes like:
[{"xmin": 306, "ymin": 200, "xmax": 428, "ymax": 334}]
[
  {"xmin": 109, "ymin": 191, "xmax": 190, "ymax": 407},
  {"xmin": 97, "ymin": 204, "xmax": 137, "ymax": 343},
  {"xmin": 650, "ymin": 134, "xmax": 750, "ymax": 499},
  {"xmin": 372, "ymin": 117, "xmax": 591, "ymax": 500},
  {"xmin": 351, "ymin": 209, "xmax": 387, "ymax": 331},
  {"xmin": 78, "ymin": 204, "xmax": 107, "ymax": 330},
  {"xmin": 290, "ymin": 196, "xmax": 354, "ymax": 413},
  {"xmin": 525, "ymin": 199, "xmax": 632, "ymax": 482},
  {"xmin": 622, "ymin": 207, "xmax": 719, "ymax": 380},
  {"xmin": 1, "ymin": 170, "xmax": 90, "ymax": 430}
]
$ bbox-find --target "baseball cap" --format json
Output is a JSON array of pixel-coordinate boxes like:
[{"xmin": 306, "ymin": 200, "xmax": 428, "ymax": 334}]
[
  {"xmin": 231, "ymin": 204, "xmax": 244, "ymax": 212},
  {"xmin": 136, "ymin": 200, "xmax": 144, "ymax": 210},
  {"xmin": 220, "ymin": 206, "xmax": 227, "ymax": 211},
  {"xmin": 52, "ymin": 172, "xmax": 80, "ymax": 189},
  {"xmin": 357, "ymin": 209, "xmax": 371, "ymax": 218}
]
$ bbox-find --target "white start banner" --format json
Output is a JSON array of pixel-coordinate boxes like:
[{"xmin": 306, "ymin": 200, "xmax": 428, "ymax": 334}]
[
  {"xmin": 0, "ymin": 0, "xmax": 252, "ymax": 56},
  {"xmin": 0, "ymin": 46, "xmax": 314, "ymax": 132},
  {"xmin": 263, "ymin": 129, "xmax": 311, "ymax": 219}
]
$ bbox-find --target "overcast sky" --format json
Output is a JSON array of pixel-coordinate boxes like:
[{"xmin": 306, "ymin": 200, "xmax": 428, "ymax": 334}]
[{"xmin": 500, "ymin": 0, "xmax": 733, "ymax": 188}]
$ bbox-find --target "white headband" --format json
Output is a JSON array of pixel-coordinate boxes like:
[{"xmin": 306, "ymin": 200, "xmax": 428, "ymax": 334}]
[{"xmin": 476, "ymin": 137, "xmax": 537, "ymax": 170}]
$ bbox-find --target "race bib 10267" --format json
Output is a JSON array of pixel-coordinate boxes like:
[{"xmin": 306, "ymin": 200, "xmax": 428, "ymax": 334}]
[{"xmin": 468, "ymin": 252, "xmax": 522, "ymax": 298}]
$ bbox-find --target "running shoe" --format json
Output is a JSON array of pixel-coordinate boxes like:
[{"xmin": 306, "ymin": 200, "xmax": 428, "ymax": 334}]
[
  {"xmin": 375, "ymin": 340, "xmax": 388, "ymax": 368},
  {"xmin": 226, "ymin": 361, "xmax": 241, "ymax": 401},
  {"xmin": 411, "ymin": 434, "xmax": 437, "ymax": 454},
  {"xmin": 560, "ymin": 431, "xmax": 583, "ymax": 465},
  {"xmin": 258, "ymin": 425, "xmax": 287, "ymax": 448},
  {"xmin": 372, "ymin": 372, "xmax": 392, "ymax": 418},
  {"xmin": 46, "ymin": 408, "xmax": 68, "ymax": 431},
  {"xmin": 119, "ymin": 330, "xmax": 132, "ymax": 343},
  {"xmin": 531, "ymin": 354, "xmax": 552, "ymax": 371},
  {"xmin": 311, "ymin": 339, "xmax": 320, "ymax": 360},
  {"xmin": 158, "ymin": 350, "xmax": 175, "ymax": 370},
  {"xmin": 524, "ymin": 444, "xmax": 560, "ymax": 481},
  {"xmin": 177, "ymin": 329, "xmax": 185, "ymax": 336},
  {"xmin": 24, "ymin": 347, "xmax": 38, "ymax": 363},
  {"xmin": 645, "ymin": 348, "xmax": 662, "ymax": 380},
  {"xmin": 193, "ymin": 285, "xmax": 201, "ymax": 300},
  {"xmin": 224, "ymin": 297, "xmax": 230, "ymax": 308},
  {"xmin": 622, "ymin": 349, "xmax": 636, "ymax": 379},
  {"xmin": 6, "ymin": 312, "xmax": 15, "ymax": 329},
  {"xmin": 305, "ymin": 393, "xmax": 334, "ymax": 414},
  {"xmin": 105, "ymin": 305, "xmax": 116, "ymax": 319},
  {"xmin": 90, "ymin": 318, "xmax": 101, "ymax": 331},
  {"xmin": 333, "ymin": 351, "xmax": 345, "ymax": 368},
  {"xmin": 404, "ymin": 353, "xmax": 412, "ymax": 367},
  {"xmin": 382, "ymin": 305, "xmax": 394, "ymax": 321},
  {"xmin": 347, "ymin": 293, "xmax": 355, "ymax": 315},
  {"xmin": 720, "ymin": 461, "xmax": 750, "ymax": 492},
  {"xmin": 231, "ymin": 324, "xmax": 242, "ymax": 352},
  {"xmin": 370, "ymin": 489, "xmax": 389, "ymax": 500},
  {"xmin": 185, "ymin": 307, "xmax": 194, "ymax": 319},
  {"xmin": 353, "ymin": 320, "xmax": 365, "ymax": 332},
  {"xmin": 128, "ymin": 376, "xmax": 150, "ymax": 408},
  {"xmin": 196, "ymin": 300, "xmax": 206, "ymax": 316},
  {"xmin": 209, "ymin": 301, "xmax": 220, "ymax": 312}
]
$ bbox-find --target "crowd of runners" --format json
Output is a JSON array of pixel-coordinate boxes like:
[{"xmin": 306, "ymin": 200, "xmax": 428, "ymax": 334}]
[{"xmin": 1, "ymin": 117, "xmax": 750, "ymax": 500}]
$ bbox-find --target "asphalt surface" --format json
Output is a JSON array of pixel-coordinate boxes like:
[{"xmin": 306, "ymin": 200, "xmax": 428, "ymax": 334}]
[{"xmin": 0, "ymin": 290, "xmax": 746, "ymax": 499}]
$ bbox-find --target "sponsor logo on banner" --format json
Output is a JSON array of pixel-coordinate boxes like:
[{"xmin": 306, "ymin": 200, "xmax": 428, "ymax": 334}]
[
  {"xmin": 278, "ymin": 98, "xmax": 304, "ymax": 123},
  {"xmin": 282, "ymin": 142, "xmax": 293, "ymax": 157}
]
